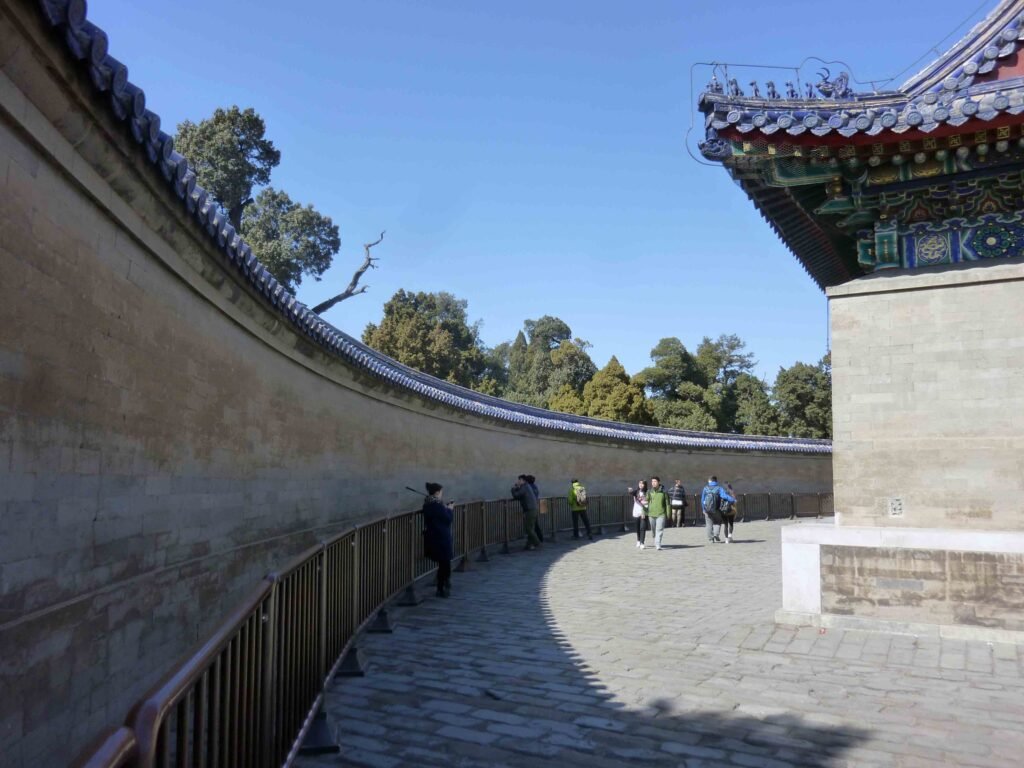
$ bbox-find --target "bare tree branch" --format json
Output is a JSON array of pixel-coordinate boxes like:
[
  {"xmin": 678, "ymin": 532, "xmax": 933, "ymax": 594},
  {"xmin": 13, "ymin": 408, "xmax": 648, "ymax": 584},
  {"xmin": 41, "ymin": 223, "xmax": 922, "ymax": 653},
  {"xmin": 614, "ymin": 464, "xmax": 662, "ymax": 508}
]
[{"xmin": 311, "ymin": 231, "xmax": 385, "ymax": 315}]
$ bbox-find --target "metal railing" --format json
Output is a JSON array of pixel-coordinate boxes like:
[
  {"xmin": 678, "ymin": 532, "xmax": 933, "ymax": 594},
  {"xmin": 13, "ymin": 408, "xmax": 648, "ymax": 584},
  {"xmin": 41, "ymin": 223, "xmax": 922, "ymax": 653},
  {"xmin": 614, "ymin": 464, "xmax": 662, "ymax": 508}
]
[{"xmin": 77, "ymin": 490, "xmax": 833, "ymax": 767}]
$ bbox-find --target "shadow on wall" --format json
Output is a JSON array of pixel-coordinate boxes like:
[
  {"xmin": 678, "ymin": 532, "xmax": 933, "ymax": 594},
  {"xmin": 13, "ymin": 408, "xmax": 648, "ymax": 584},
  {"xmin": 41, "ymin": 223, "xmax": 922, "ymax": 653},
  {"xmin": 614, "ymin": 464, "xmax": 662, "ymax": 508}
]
[{"xmin": 311, "ymin": 532, "xmax": 871, "ymax": 767}]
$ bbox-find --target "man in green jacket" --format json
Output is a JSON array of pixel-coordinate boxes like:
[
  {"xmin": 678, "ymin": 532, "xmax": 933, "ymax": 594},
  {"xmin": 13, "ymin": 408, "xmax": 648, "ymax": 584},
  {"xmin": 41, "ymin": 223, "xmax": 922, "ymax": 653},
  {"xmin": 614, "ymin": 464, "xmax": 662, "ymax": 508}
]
[
  {"xmin": 646, "ymin": 476, "xmax": 670, "ymax": 550},
  {"xmin": 568, "ymin": 479, "xmax": 593, "ymax": 541}
]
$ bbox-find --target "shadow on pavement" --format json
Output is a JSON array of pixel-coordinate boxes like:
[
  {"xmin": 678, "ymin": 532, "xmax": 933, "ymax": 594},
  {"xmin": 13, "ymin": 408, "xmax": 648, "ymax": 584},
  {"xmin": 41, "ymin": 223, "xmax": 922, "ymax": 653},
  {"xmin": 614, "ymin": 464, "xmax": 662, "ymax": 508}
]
[{"xmin": 307, "ymin": 528, "xmax": 873, "ymax": 767}]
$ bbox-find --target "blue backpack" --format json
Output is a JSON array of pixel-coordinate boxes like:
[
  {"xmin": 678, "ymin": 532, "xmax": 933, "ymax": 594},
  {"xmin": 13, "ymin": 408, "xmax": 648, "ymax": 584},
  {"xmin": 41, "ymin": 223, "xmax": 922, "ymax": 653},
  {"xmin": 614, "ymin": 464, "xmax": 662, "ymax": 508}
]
[{"xmin": 701, "ymin": 486, "xmax": 719, "ymax": 514}]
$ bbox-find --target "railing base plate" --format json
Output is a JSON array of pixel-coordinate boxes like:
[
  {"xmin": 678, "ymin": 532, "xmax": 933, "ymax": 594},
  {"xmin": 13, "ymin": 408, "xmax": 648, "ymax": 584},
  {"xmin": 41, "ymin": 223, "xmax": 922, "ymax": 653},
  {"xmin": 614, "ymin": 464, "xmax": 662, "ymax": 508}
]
[
  {"xmin": 336, "ymin": 646, "xmax": 367, "ymax": 677},
  {"xmin": 454, "ymin": 555, "xmax": 471, "ymax": 573},
  {"xmin": 298, "ymin": 711, "xmax": 339, "ymax": 756},
  {"xmin": 395, "ymin": 584, "xmax": 422, "ymax": 606},
  {"xmin": 367, "ymin": 608, "xmax": 395, "ymax": 633},
  {"xmin": 475, "ymin": 547, "xmax": 490, "ymax": 563}
]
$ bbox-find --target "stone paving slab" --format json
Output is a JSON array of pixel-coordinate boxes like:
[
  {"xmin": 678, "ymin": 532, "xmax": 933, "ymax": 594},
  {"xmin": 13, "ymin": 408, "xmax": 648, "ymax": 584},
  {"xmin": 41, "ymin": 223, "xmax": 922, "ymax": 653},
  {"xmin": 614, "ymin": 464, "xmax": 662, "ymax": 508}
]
[{"xmin": 300, "ymin": 521, "xmax": 1024, "ymax": 767}]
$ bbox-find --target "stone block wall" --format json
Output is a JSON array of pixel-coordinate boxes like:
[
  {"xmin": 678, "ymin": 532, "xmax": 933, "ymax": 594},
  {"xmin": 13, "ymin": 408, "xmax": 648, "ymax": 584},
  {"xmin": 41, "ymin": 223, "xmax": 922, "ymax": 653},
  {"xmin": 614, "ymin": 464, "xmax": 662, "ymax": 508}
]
[
  {"xmin": 829, "ymin": 261, "xmax": 1024, "ymax": 529},
  {"xmin": 821, "ymin": 545, "xmax": 1024, "ymax": 631},
  {"xmin": 0, "ymin": 5, "xmax": 832, "ymax": 765}
]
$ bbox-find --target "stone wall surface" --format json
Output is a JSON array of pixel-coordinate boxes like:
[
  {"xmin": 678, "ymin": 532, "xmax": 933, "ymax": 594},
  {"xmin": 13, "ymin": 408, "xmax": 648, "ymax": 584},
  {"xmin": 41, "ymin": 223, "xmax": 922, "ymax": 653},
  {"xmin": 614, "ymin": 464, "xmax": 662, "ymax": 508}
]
[
  {"xmin": 820, "ymin": 544, "xmax": 1024, "ymax": 631},
  {"xmin": 829, "ymin": 261, "xmax": 1024, "ymax": 529},
  {"xmin": 0, "ymin": 4, "xmax": 831, "ymax": 766}
]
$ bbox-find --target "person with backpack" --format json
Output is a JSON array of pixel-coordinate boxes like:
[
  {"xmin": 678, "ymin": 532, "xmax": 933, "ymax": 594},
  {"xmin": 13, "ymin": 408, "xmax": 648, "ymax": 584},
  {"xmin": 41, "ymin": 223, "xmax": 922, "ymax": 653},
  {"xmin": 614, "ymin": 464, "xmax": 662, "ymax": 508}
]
[
  {"xmin": 720, "ymin": 482, "xmax": 738, "ymax": 543},
  {"xmin": 667, "ymin": 479, "xmax": 688, "ymax": 527},
  {"xmin": 700, "ymin": 475, "xmax": 735, "ymax": 544},
  {"xmin": 568, "ymin": 479, "xmax": 594, "ymax": 540}
]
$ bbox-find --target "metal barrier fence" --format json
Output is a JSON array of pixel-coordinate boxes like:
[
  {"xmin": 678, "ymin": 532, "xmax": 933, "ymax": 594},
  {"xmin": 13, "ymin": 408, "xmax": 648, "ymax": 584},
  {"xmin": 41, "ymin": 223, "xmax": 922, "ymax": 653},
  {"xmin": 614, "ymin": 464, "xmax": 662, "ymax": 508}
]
[{"xmin": 78, "ymin": 490, "xmax": 832, "ymax": 767}]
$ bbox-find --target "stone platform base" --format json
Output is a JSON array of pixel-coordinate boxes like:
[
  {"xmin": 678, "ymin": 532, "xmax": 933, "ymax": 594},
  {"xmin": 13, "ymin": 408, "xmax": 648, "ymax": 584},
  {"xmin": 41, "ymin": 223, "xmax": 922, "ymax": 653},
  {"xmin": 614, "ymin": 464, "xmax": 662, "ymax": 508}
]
[{"xmin": 780, "ymin": 521, "xmax": 1024, "ymax": 644}]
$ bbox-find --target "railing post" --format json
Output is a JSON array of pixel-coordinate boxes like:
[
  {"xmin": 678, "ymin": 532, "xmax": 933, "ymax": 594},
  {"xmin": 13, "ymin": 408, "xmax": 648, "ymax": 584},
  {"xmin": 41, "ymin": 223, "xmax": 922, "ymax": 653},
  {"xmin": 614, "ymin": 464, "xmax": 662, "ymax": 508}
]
[
  {"xmin": 318, "ymin": 546, "xmax": 327, "ymax": 682},
  {"xmin": 476, "ymin": 503, "xmax": 490, "ymax": 562},
  {"xmin": 336, "ymin": 529, "xmax": 366, "ymax": 677},
  {"xmin": 300, "ymin": 544, "xmax": 340, "ymax": 756},
  {"xmin": 790, "ymin": 493, "xmax": 796, "ymax": 520},
  {"xmin": 593, "ymin": 497, "xmax": 603, "ymax": 536},
  {"xmin": 369, "ymin": 521, "xmax": 394, "ymax": 633},
  {"xmin": 619, "ymin": 494, "xmax": 627, "ymax": 532},
  {"xmin": 397, "ymin": 513, "xmax": 421, "ymax": 606},
  {"xmin": 548, "ymin": 498, "xmax": 557, "ymax": 543},
  {"xmin": 260, "ymin": 583, "xmax": 278, "ymax": 766},
  {"xmin": 741, "ymin": 493, "xmax": 747, "ymax": 523},
  {"xmin": 501, "ymin": 501, "xmax": 511, "ymax": 554},
  {"xmin": 766, "ymin": 492, "xmax": 772, "ymax": 521},
  {"xmin": 817, "ymin": 492, "xmax": 823, "ymax": 519},
  {"xmin": 351, "ymin": 529, "xmax": 360, "ymax": 631},
  {"xmin": 455, "ymin": 505, "xmax": 470, "ymax": 572}
]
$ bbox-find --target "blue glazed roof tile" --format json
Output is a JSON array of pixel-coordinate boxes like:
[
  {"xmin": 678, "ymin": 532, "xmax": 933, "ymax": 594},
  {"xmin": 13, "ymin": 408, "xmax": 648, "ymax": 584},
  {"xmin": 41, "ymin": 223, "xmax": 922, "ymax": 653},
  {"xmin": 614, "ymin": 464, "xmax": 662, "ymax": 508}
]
[{"xmin": 700, "ymin": 1, "xmax": 1024, "ymax": 146}]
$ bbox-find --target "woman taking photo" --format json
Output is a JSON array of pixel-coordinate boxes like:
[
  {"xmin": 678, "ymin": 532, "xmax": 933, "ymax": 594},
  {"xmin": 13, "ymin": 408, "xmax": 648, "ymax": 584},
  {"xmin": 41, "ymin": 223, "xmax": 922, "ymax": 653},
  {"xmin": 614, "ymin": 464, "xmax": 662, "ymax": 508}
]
[{"xmin": 422, "ymin": 482, "xmax": 454, "ymax": 597}]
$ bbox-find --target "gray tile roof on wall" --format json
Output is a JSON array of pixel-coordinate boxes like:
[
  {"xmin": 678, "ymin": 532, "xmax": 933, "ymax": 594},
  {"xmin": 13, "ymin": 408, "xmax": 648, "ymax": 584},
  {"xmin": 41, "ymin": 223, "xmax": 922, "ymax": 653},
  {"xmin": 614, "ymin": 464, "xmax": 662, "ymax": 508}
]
[{"xmin": 32, "ymin": 0, "xmax": 830, "ymax": 455}]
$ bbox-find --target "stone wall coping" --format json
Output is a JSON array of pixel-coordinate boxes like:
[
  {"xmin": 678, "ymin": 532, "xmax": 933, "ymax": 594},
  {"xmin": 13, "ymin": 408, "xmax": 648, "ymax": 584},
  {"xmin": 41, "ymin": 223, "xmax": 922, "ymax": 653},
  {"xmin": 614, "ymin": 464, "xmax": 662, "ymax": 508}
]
[
  {"xmin": 827, "ymin": 255, "xmax": 1024, "ymax": 298},
  {"xmin": 781, "ymin": 520, "xmax": 1024, "ymax": 553}
]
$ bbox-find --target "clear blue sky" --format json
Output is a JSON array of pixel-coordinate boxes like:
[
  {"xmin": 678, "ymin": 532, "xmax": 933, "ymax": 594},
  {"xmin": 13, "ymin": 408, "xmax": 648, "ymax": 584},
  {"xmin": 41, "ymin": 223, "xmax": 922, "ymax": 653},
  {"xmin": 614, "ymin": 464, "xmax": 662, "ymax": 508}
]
[{"xmin": 89, "ymin": 0, "xmax": 991, "ymax": 381}]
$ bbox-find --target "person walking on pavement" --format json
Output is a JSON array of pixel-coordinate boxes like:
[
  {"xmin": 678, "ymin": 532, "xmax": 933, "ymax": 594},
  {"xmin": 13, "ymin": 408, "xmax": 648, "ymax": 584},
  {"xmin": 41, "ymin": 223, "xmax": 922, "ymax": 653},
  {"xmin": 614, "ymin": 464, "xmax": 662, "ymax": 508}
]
[
  {"xmin": 421, "ymin": 482, "xmax": 454, "ymax": 598},
  {"xmin": 667, "ymin": 479, "xmax": 688, "ymax": 528},
  {"xmin": 525, "ymin": 474, "xmax": 544, "ymax": 543},
  {"xmin": 512, "ymin": 474, "xmax": 542, "ymax": 550},
  {"xmin": 721, "ymin": 482, "xmax": 738, "ymax": 542},
  {"xmin": 568, "ymin": 479, "xmax": 593, "ymax": 540},
  {"xmin": 646, "ymin": 476, "xmax": 670, "ymax": 550},
  {"xmin": 701, "ymin": 475, "xmax": 735, "ymax": 543},
  {"xmin": 630, "ymin": 480, "xmax": 649, "ymax": 549}
]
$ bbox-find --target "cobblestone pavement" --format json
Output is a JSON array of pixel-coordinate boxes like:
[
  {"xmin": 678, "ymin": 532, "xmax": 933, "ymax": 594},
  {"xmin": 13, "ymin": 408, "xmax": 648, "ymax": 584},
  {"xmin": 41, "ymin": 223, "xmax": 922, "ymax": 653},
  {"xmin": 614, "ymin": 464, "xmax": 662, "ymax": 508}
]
[{"xmin": 302, "ymin": 520, "xmax": 1024, "ymax": 767}]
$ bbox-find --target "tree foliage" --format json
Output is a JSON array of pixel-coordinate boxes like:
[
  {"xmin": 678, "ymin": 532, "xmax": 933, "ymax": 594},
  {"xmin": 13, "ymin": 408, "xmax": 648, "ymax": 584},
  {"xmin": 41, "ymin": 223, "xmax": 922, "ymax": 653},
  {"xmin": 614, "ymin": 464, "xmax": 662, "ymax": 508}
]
[
  {"xmin": 773, "ymin": 353, "xmax": 832, "ymax": 438},
  {"xmin": 732, "ymin": 372, "xmax": 780, "ymax": 436},
  {"xmin": 241, "ymin": 188, "xmax": 340, "ymax": 292},
  {"xmin": 360, "ymin": 290, "xmax": 830, "ymax": 436},
  {"xmin": 175, "ymin": 107, "xmax": 280, "ymax": 230},
  {"xmin": 504, "ymin": 317, "xmax": 596, "ymax": 409},
  {"xmin": 581, "ymin": 357, "xmax": 653, "ymax": 424},
  {"xmin": 176, "ymin": 106, "xmax": 346, "ymax": 296},
  {"xmin": 363, "ymin": 290, "xmax": 489, "ymax": 388}
]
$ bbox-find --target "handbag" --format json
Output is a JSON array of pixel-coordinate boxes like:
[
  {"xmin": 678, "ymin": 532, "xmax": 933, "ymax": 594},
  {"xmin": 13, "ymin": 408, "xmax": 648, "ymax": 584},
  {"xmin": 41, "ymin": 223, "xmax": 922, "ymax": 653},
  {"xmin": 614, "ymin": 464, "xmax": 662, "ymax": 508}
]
[{"xmin": 631, "ymin": 501, "xmax": 645, "ymax": 518}]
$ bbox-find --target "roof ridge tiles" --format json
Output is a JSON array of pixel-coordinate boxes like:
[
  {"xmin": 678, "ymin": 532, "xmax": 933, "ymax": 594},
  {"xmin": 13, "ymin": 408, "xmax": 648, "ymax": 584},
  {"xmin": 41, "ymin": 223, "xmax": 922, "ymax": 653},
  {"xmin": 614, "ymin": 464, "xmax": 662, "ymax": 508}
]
[{"xmin": 700, "ymin": 1, "xmax": 1024, "ymax": 141}]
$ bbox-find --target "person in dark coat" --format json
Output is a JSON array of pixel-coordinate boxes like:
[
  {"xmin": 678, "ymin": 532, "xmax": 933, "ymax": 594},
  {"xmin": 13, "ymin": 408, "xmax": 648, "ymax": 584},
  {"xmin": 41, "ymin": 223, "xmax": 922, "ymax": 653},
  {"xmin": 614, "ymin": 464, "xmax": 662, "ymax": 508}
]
[
  {"xmin": 422, "ymin": 482, "xmax": 454, "ymax": 597},
  {"xmin": 512, "ymin": 475, "xmax": 542, "ymax": 550},
  {"xmin": 525, "ymin": 474, "xmax": 544, "ymax": 543}
]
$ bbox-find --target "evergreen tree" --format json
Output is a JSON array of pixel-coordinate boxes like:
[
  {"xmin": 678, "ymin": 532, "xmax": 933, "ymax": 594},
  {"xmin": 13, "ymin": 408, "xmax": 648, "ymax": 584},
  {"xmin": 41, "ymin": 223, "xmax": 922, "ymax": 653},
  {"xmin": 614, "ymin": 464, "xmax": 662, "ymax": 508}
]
[
  {"xmin": 503, "ymin": 317, "xmax": 596, "ymax": 409},
  {"xmin": 733, "ymin": 372, "xmax": 781, "ymax": 435},
  {"xmin": 362, "ymin": 290, "xmax": 489, "ymax": 388},
  {"xmin": 582, "ymin": 357, "xmax": 653, "ymax": 424},
  {"xmin": 773, "ymin": 353, "xmax": 832, "ymax": 438},
  {"xmin": 635, "ymin": 337, "xmax": 717, "ymax": 430}
]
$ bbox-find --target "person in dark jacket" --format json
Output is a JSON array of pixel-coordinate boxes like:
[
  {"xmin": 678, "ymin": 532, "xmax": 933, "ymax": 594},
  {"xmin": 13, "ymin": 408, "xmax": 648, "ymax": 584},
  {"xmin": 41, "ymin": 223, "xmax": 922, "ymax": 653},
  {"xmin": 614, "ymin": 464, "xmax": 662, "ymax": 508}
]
[
  {"xmin": 422, "ymin": 482, "xmax": 454, "ymax": 597},
  {"xmin": 667, "ymin": 479, "xmax": 688, "ymax": 528},
  {"xmin": 512, "ymin": 474, "xmax": 542, "ymax": 550},
  {"xmin": 525, "ymin": 474, "xmax": 544, "ymax": 543}
]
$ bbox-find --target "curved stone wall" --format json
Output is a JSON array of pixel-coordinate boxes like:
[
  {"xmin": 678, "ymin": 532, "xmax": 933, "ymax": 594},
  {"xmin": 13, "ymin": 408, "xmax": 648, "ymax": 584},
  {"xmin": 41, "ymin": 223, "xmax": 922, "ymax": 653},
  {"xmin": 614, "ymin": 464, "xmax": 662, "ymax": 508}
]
[{"xmin": 0, "ymin": 2, "xmax": 830, "ymax": 764}]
